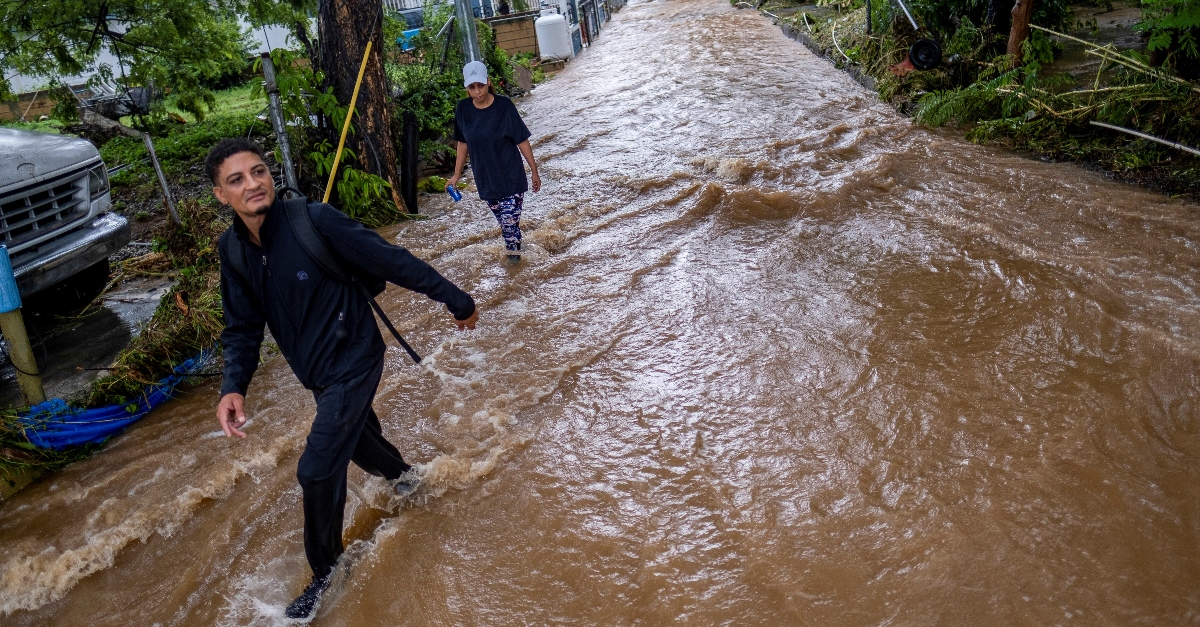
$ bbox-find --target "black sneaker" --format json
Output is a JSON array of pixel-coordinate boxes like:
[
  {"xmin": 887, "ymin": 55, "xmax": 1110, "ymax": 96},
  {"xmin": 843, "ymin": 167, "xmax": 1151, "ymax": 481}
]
[
  {"xmin": 284, "ymin": 575, "xmax": 329, "ymax": 620},
  {"xmin": 390, "ymin": 469, "xmax": 423, "ymax": 497}
]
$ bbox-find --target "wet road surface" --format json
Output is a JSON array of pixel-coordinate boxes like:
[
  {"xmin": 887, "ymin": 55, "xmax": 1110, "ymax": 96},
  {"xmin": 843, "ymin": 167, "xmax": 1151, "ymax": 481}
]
[{"xmin": 3, "ymin": 0, "xmax": 1199, "ymax": 624}]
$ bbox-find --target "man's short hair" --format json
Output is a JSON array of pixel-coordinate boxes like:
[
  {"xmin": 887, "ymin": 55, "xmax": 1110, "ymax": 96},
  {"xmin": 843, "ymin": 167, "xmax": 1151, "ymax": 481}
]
[{"xmin": 205, "ymin": 138, "xmax": 266, "ymax": 184}]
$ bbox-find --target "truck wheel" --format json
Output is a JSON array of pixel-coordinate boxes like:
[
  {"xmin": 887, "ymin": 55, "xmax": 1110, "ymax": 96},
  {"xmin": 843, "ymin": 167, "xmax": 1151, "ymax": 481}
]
[{"xmin": 25, "ymin": 260, "xmax": 112, "ymax": 314}]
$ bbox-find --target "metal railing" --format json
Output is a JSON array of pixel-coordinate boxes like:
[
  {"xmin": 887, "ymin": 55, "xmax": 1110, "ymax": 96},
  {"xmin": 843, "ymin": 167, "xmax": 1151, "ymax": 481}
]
[{"xmin": 383, "ymin": 0, "xmax": 425, "ymax": 10}]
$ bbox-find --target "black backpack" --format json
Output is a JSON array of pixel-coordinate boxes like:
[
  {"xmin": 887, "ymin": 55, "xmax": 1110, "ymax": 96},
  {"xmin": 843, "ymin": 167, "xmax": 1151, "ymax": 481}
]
[{"xmin": 225, "ymin": 194, "xmax": 422, "ymax": 363}]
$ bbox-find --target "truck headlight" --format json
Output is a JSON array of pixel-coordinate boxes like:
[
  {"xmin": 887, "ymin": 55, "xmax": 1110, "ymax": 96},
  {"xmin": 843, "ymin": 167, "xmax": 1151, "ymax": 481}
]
[{"xmin": 88, "ymin": 164, "xmax": 110, "ymax": 200}]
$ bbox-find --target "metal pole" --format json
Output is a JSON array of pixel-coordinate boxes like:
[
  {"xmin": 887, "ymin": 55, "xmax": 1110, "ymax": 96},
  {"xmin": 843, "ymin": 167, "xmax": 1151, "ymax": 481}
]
[
  {"xmin": 400, "ymin": 110, "xmax": 419, "ymax": 214},
  {"xmin": 456, "ymin": 0, "xmax": 484, "ymax": 64},
  {"xmin": 894, "ymin": 0, "xmax": 919, "ymax": 30},
  {"xmin": 260, "ymin": 52, "xmax": 300, "ymax": 195},
  {"xmin": 0, "ymin": 247, "xmax": 44, "ymax": 406},
  {"xmin": 1089, "ymin": 120, "xmax": 1200, "ymax": 157},
  {"xmin": 439, "ymin": 18, "xmax": 457, "ymax": 74},
  {"xmin": 435, "ymin": 15, "xmax": 457, "ymax": 41},
  {"xmin": 142, "ymin": 134, "xmax": 182, "ymax": 225}
]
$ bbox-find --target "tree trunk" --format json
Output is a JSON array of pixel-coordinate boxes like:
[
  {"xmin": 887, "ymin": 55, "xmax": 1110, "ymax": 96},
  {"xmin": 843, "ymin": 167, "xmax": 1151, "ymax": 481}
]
[
  {"xmin": 317, "ymin": 0, "xmax": 404, "ymax": 211},
  {"xmin": 1007, "ymin": 0, "xmax": 1034, "ymax": 59}
]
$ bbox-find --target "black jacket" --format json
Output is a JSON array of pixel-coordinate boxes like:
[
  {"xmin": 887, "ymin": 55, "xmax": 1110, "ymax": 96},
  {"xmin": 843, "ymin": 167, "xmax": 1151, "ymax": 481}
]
[{"xmin": 218, "ymin": 198, "xmax": 475, "ymax": 396}]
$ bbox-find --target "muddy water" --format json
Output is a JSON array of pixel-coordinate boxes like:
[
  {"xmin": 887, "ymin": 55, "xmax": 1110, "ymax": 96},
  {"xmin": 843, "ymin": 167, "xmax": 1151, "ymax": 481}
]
[{"xmin": 4, "ymin": 0, "xmax": 1200, "ymax": 624}]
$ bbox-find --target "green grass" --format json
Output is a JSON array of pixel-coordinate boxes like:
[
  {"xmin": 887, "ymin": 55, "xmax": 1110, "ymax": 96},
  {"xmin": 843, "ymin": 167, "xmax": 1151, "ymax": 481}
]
[
  {"xmin": 0, "ymin": 118, "xmax": 65, "ymax": 134},
  {"xmin": 118, "ymin": 82, "xmax": 265, "ymax": 126},
  {"xmin": 102, "ymin": 80, "xmax": 272, "ymax": 184}
]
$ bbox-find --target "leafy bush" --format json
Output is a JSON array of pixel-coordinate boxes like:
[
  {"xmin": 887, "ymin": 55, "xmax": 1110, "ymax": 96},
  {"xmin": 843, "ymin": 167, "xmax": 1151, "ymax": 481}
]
[
  {"xmin": 252, "ymin": 48, "xmax": 403, "ymax": 226},
  {"xmin": 385, "ymin": 5, "xmax": 519, "ymax": 168},
  {"xmin": 907, "ymin": 0, "xmax": 1073, "ymax": 38},
  {"xmin": 512, "ymin": 52, "xmax": 548, "ymax": 83},
  {"xmin": 916, "ymin": 29, "xmax": 1199, "ymax": 186},
  {"xmin": 100, "ymin": 113, "xmax": 269, "ymax": 184},
  {"xmin": 1138, "ymin": 0, "xmax": 1200, "ymax": 76}
]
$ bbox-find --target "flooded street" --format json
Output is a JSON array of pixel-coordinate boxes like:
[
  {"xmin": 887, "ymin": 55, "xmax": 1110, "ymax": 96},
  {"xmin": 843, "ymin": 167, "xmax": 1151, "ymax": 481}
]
[{"xmin": 4, "ymin": 0, "xmax": 1200, "ymax": 623}]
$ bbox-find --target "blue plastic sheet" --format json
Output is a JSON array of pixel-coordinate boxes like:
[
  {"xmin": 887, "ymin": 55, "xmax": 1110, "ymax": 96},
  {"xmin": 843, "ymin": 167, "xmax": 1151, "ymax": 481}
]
[
  {"xmin": 0, "ymin": 246, "xmax": 22, "ymax": 313},
  {"xmin": 18, "ymin": 352, "xmax": 211, "ymax": 449},
  {"xmin": 396, "ymin": 28, "xmax": 421, "ymax": 51}
]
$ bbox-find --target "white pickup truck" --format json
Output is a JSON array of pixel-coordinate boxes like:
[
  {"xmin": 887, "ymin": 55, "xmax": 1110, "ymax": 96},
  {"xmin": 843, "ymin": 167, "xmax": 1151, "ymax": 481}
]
[{"xmin": 0, "ymin": 128, "xmax": 131, "ymax": 307}]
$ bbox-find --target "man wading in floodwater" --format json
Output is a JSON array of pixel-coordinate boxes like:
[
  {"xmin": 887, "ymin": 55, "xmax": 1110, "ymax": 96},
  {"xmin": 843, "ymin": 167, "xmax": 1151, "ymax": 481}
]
[{"xmin": 207, "ymin": 139, "xmax": 479, "ymax": 620}]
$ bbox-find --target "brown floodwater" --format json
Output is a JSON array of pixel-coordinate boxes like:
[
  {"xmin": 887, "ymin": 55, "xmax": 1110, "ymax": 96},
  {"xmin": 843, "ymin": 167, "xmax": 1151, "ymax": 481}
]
[{"xmin": 3, "ymin": 0, "xmax": 1199, "ymax": 624}]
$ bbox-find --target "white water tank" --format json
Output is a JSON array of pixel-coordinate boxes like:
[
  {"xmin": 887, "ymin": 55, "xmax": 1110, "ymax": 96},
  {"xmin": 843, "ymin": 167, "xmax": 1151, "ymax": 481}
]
[{"xmin": 536, "ymin": 13, "xmax": 573, "ymax": 61}]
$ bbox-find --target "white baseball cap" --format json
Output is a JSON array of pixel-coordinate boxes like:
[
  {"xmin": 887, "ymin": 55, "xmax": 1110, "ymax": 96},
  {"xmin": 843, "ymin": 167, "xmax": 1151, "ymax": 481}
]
[{"xmin": 463, "ymin": 61, "xmax": 488, "ymax": 87}]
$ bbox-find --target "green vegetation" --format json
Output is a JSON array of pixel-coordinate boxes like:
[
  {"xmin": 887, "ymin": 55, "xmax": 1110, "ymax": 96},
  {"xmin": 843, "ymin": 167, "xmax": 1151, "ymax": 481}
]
[
  {"xmin": 512, "ymin": 52, "xmax": 549, "ymax": 84},
  {"xmin": 101, "ymin": 109, "xmax": 270, "ymax": 183},
  {"xmin": 84, "ymin": 200, "xmax": 227, "ymax": 407},
  {"xmin": 384, "ymin": 3, "xmax": 516, "ymax": 168},
  {"xmin": 770, "ymin": 0, "xmax": 1199, "ymax": 197},
  {"xmin": 385, "ymin": 4, "xmax": 519, "ymax": 168},
  {"xmin": 254, "ymin": 48, "xmax": 407, "ymax": 226},
  {"xmin": 0, "ymin": 410, "xmax": 98, "ymax": 475},
  {"xmin": 1139, "ymin": 0, "xmax": 1199, "ymax": 77},
  {"xmin": 0, "ymin": 119, "xmax": 65, "ymax": 134},
  {"xmin": 0, "ymin": 0, "xmax": 314, "ymax": 122}
]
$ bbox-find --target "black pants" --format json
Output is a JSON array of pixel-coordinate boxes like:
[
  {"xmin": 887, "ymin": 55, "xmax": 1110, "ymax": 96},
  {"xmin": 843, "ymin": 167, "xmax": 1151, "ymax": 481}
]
[{"xmin": 298, "ymin": 358, "xmax": 410, "ymax": 578}]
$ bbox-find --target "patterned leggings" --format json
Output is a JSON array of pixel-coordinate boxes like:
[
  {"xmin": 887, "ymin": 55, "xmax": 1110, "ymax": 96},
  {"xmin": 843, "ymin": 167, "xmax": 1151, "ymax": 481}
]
[{"xmin": 486, "ymin": 193, "xmax": 524, "ymax": 252}]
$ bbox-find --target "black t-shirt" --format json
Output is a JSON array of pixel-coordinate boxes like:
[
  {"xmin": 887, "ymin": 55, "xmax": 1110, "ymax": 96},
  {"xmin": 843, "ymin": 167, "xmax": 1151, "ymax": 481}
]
[{"xmin": 453, "ymin": 96, "xmax": 531, "ymax": 201}]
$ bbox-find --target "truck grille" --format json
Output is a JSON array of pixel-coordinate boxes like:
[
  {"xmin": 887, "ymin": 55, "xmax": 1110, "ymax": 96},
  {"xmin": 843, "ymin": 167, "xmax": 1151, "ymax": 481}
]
[{"xmin": 0, "ymin": 171, "xmax": 88, "ymax": 249}]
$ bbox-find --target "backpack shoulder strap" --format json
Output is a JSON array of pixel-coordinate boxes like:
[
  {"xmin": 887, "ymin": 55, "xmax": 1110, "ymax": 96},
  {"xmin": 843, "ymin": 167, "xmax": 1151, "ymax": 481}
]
[
  {"xmin": 282, "ymin": 196, "xmax": 351, "ymax": 284},
  {"xmin": 219, "ymin": 227, "xmax": 253, "ymax": 288}
]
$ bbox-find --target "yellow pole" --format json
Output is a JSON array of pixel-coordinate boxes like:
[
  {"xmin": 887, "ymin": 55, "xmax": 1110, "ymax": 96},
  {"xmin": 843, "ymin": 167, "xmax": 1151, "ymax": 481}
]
[
  {"xmin": 324, "ymin": 40, "xmax": 374, "ymax": 204},
  {"xmin": 0, "ymin": 310, "xmax": 45, "ymax": 405}
]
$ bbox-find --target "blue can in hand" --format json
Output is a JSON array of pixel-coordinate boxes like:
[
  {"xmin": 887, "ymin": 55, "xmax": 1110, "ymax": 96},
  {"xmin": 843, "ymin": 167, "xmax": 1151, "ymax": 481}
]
[{"xmin": 446, "ymin": 184, "xmax": 462, "ymax": 202}]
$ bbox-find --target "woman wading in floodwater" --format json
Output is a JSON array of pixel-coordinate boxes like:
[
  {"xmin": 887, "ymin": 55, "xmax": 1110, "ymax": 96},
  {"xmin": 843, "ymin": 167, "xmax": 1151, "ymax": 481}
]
[{"xmin": 448, "ymin": 60, "xmax": 541, "ymax": 262}]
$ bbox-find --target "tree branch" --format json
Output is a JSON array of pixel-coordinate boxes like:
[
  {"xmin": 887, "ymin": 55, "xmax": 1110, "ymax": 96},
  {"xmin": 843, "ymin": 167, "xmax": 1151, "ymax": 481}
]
[{"xmin": 85, "ymin": 3, "xmax": 109, "ymax": 55}]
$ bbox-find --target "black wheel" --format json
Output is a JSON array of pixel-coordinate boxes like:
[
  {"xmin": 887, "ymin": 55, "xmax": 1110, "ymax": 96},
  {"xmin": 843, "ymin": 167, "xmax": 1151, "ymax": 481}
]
[
  {"xmin": 25, "ymin": 260, "xmax": 112, "ymax": 314},
  {"xmin": 910, "ymin": 38, "xmax": 942, "ymax": 70}
]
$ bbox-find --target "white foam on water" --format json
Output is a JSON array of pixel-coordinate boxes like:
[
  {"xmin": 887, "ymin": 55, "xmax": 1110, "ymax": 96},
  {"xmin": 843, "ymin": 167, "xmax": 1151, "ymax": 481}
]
[{"xmin": 0, "ymin": 412, "xmax": 304, "ymax": 615}]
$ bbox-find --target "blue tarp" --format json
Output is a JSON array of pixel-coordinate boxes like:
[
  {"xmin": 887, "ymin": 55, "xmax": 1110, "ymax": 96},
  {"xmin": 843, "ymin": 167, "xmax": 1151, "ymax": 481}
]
[
  {"xmin": 396, "ymin": 28, "xmax": 422, "ymax": 51},
  {"xmin": 18, "ymin": 352, "xmax": 211, "ymax": 450}
]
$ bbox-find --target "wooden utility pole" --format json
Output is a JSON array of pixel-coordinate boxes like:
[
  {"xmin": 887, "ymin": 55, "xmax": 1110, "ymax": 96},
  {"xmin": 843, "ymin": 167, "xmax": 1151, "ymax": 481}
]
[
  {"xmin": 1008, "ymin": 0, "xmax": 1035, "ymax": 58},
  {"xmin": 317, "ymin": 0, "xmax": 405, "ymax": 212},
  {"xmin": 0, "ymin": 247, "xmax": 44, "ymax": 406}
]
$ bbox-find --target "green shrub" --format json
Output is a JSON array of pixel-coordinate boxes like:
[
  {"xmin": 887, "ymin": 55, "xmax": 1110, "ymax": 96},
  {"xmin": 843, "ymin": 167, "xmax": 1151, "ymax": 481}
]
[
  {"xmin": 252, "ymin": 47, "xmax": 403, "ymax": 226},
  {"xmin": 1138, "ymin": 0, "xmax": 1200, "ymax": 75},
  {"xmin": 101, "ymin": 113, "xmax": 269, "ymax": 184},
  {"xmin": 385, "ymin": 5, "xmax": 520, "ymax": 168}
]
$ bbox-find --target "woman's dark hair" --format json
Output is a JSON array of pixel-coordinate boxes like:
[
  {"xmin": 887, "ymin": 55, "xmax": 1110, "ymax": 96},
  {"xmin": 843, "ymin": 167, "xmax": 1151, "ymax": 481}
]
[
  {"xmin": 205, "ymin": 138, "xmax": 265, "ymax": 184},
  {"xmin": 488, "ymin": 83, "xmax": 495, "ymax": 95}
]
